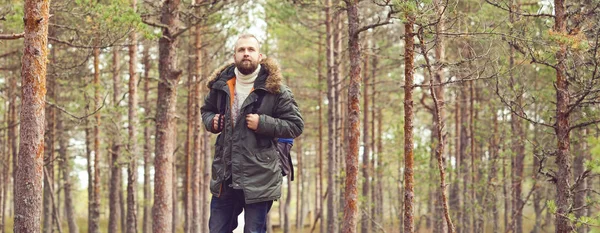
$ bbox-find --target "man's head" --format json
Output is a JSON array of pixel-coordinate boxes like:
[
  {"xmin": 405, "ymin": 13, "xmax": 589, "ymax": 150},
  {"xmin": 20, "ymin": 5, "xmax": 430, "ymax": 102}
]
[{"xmin": 233, "ymin": 34, "xmax": 263, "ymax": 75}]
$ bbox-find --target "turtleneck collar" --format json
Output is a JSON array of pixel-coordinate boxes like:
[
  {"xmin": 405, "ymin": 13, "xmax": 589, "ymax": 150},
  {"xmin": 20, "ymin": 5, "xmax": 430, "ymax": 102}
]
[{"xmin": 234, "ymin": 64, "xmax": 261, "ymax": 84}]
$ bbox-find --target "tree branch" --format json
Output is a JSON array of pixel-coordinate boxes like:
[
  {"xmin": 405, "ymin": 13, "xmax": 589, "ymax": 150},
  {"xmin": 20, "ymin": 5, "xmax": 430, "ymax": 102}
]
[
  {"xmin": 0, "ymin": 32, "xmax": 24, "ymax": 40},
  {"xmin": 45, "ymin": 93, "xmax": 108, "ymax": 121}
]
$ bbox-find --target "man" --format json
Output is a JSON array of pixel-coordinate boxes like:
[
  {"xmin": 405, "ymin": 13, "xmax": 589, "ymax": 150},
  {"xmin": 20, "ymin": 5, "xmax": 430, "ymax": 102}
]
[{"xmin": 201, "ymin": 34, "xmax": 304, "ymax": 233}]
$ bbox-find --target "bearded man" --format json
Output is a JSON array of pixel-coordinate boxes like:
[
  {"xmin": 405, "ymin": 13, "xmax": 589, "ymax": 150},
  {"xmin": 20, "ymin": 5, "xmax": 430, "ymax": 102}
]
[{"xmin": 201, "ymin": 34, "xmax": 304, "ymax": 233}]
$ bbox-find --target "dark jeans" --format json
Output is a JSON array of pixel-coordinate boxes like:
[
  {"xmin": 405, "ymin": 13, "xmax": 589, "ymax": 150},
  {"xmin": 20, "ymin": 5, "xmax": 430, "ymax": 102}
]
[{"xmin": 209, "ymin": 179, "xmax": 273, "ymax": 233}]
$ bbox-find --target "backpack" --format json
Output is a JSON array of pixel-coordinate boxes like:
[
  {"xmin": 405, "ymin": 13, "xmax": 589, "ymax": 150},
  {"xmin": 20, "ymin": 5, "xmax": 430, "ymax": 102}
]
[{"xmin": 218, "ymin": 90, "xmax": 296, "ymax": 181}]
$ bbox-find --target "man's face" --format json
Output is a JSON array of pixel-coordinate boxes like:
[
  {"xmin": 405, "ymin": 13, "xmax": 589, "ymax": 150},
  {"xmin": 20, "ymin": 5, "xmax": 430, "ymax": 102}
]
[{"xmin": 234, "ymin": 37, "xmax": 262, "ymax": 75}]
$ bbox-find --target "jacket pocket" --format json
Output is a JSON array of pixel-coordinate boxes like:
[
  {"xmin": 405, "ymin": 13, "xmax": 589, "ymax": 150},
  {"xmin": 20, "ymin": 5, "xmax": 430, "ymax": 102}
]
[{"xmin": 254, "ymin": 147, "xmax": 278, "ymax": 163}]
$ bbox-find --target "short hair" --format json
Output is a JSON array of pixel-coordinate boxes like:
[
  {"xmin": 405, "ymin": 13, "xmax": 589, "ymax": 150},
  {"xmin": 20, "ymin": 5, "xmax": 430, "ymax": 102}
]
[{"xmin": 234, "ymin": 33, "xmax": 261, "ymax": 52}]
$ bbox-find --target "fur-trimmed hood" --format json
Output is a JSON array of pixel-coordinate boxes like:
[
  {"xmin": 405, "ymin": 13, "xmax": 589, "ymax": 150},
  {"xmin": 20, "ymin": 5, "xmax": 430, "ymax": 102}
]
[{"xmin": 206, "ymin": 57, "xmax": 283, "ymax": 94}]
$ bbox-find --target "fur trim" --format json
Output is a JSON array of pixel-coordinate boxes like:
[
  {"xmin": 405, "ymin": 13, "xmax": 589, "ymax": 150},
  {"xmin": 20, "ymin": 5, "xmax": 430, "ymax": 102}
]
[
  {"xmin": 260, "ymin": 57, "xmax": 282, "ymax": 93},
  {"xmin": 206, "ymin": 57, "xmax": 282, "ymax": 93}
]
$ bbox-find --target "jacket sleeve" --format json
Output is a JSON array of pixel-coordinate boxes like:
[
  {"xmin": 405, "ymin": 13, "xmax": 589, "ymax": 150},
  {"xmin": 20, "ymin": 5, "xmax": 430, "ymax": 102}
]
[
  {"xmin": 255, "ymin": 87, "xmax": 304, "ymax": 138},
  {"xmin": 200, "ymin": 88, "xmax": 219, "ymax": 134}
]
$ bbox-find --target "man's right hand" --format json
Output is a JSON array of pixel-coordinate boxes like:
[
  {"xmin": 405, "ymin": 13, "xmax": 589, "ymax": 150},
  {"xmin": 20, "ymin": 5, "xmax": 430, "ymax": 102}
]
[{"xmin": 213, "ymin": 114, "xmax": 224, "ymax": 132}]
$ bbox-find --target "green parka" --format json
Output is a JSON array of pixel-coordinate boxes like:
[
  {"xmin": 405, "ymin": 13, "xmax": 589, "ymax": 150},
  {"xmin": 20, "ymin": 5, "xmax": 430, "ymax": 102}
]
[{"xmin": 201, "ymin": 58, "xmax": 304, "ymax": 204}]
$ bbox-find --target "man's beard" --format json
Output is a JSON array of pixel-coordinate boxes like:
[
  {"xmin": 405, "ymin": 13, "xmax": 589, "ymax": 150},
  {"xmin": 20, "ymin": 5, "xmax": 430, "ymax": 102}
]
[{"xmin": 236, "ymin": 59, "xmax": 259, "ymax": 75}]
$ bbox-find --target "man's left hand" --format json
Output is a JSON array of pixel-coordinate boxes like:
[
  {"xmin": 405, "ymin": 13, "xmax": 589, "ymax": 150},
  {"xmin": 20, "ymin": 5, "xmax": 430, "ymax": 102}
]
[{"xmin": 246, "ymin": 114, "xmax": 259, "ymax": 131}]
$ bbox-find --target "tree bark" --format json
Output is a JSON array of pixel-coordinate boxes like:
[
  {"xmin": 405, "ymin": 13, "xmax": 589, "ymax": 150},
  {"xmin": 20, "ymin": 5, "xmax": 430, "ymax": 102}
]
[
  {"xmin": 153, "ymin": 0, "xmax": 182, "ymax": 232},
  {"xmin": 184, "ymin": 28, "xmax": 194, "ymax": 233},
  {"xmin": 325, "ymin": 0, "xmax": 338, "ymax": 231},
  {"xmin": 58, "ymin": 110, "xmax": 78, "ymax": 233},
  {"xmin": 284, "ymin": 177, "xmax": 292, "ymax": 233},
  {"xmin": 89, "ymin": 45, "xmax": 102, "ymax": 233},
  {"xmin": 142, "ymin": 41, "xmax": 153, "ymax": 233},
  {"xmin": 43, "ymin": 39, "xmax": 56, "ymax": 233},
  {"xmin": 361, "ymin": 35, "xmax": 370, "ymax": 233},
  {"xmin": 126, "ymin": 1, "xmax": 139, "ymax": 230},
  {"xmin": 192, "ymin": 21, "xmax": 203, "ymax": 233},
  {"xmin": 343, "ymin": 1, "xmax": 361, "ymax": 233},
  {"xmin": 317, "ymin": 30, "xmax": 324, "ymax": 233},
  {"xmin": 508, "ymin": 2, "xmax": 524, "ymax": 232},
  {"xmin": 403, "ymin": 11, "xmax": 415, "ymax": 233},
  {"xmin": 14, "ymin": 0, "xmax": 49, "ymax": 231},
  {"xmin": 109, "ymin": 46, "xmax": 123, "ymax": 233},
  {"xmin": 553, "ymin": 0, "xmax": 572, "ymax": 232}
]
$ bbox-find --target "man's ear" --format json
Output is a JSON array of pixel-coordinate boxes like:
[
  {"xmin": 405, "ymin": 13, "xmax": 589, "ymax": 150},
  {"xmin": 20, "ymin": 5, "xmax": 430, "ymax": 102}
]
[{"xmin": 259, "ymin": 53, "xmax": 264, "ymax": 60}]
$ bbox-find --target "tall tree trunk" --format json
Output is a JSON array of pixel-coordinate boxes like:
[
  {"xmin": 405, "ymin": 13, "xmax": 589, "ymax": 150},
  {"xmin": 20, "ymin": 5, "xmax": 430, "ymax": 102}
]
[
  {"xmin": 343, "ymin": 1, "xmax": 361, "ymax": 233},
  {"xmin": 361, "ymin": 36, "xmax": 370, "ymax": 233},
  {"xmin": 317, "ymin": 30, "xmax": 325, "ymax": 233},
  {"xmin": 89, "ymin": 44, "xmax": 102, "ymax": 233},
  {"xmin": 296, "ymin": 141, "xmax": 303, "ymax": 231},
  {"xmin": 553, "ymin": 1, "xmax": 572, "ymax": 231},
  {"xmin": 489, "ymin": 110, "xmax": 499, "ymax": 233},
  {"xmin": 1, "ymin": 102, "xmax": 8, "ymax": 233},
  {"xmin": 109, "ymin": 46, "xmax": 123, "ymax": 233},
  {"xmin": 58, "ymin": 107, "xmax": 78, "ymax": 233},
  {"xmin": 201, "ymin": 48, "xmax": 211, "ymax": 233},
  {"xmin": 450, "ymin": 95, "xmax": 460, "ymax": 233},
  {"xmin": 9, "ymin": 68, "xmax": 19, "ymax": 233},
  {"xmin": 43, "ymin": 40, "xmax": 56, "ymax": 233},
  {"xmin": 296, "ymin": 139, "xmax": 305, "ymax": 231},
  {"xmin": 153, "ymin": 0, "xmax": 182, "ymax": 232},
  {"xmin": 142, "ymin": 41, "xmax": 153, "ymax": 233},
  {"xmin": 335, "ymin": 6, "xmax": 345, "ymax": 222},
  {"xmin": 184, "ymin": 28, "xmax": 194, "ymax": 233},
  {"xmin": 572, "ymin": 129, "xmax": 586, "ymax": 233},
  {"xmin": 284, "ymin": 178, "xmax": 292, "ymax": 233},
  {"xmin": 508, "ymin": 2, "xmax": 524, "ymax": 232},
  {"xmin": 370, "ymin": 51, "xmax": 380, "ymax": 232},
  {"xmin": 14, "ymin": 0, "xmax": 49, "ymax": 231},
  {"xmin": 419, "ymin": 6, "xmax": 454, "ymax": 230},
  {"xmin": 325, "ymin": 0, "xmax": 339, "ymax": 231},
  {"xmin": 459, "ymin": 81, "xmax": 469, "ymax": 233},
  {"xmin": 126, "ymin": 1, "xmax": 139, "ymax": 230},
  {"xmin": 403, "ymin": 11, "xmax": 415, "ymax": 233},
  {"xmin": 192, "ymin": 21, "xmax": 203, "ymax": 233}
]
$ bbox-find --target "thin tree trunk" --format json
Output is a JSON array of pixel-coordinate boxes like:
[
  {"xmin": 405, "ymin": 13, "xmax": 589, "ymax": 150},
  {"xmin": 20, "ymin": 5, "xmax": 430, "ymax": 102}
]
[
  {"xmin": 201, "ymin": 49, "xmax": 211, "ymax": 233},
  {"xmin": 554, "ymin": 1, "xmax": 572, "ymax": 230},
  {"xmin": 153, "ymin": 0, "xmax": 182, "ymax": 232},
  {"xmin": 142, "ymin": 41, "xmax": 153, "ymax": 233},
  {"xmin": 459, "ymin": 83, "xmax": 469, "ymax": 233},
  {"xmin": 450, "ymin": 95, "xmax": 460, "ymax": 233},
  {"xmin": 469, "ymin": 81, "xmax": 478, "ymax": 233},
  {"xmin": 126, "ymin": 1, "xmax": 139, "ymax": 230},
  {"xmin": 326, "ymin": 0, "xmax": 338, "ymax": 231},
  {"xmin": 184, "ymin": 27, "xmax": 194, "ymax": 233},
  {"xmin": 109, "ymin": 46, "xmax": 123, "ymax": 233},
  {"xmin": 192, "ymin": 22, "xmax": 203, "ymax": 233},
  {"xmin": 317, "ymin": 30, "xmax": 325, "ymax": 233},
  {"xmin": 403, "ymin": 11, "xmax": 416, "ymax": 233},
  {"xmin": 508, "ymin": 2, "xmax": 524, "ymax": 232},
  {"xmin": 418, "ymin": 12, "xmax": 454, "ymax": 232},
  {"xmin": 284, "ymin": 178, "xmax": 292, "ymax": 233},
  {"xmin": 10, "ymin": 68, "xmax": 19, "ymax": 233},
  {"xmin": 296, "ymin": 140, "xmax": 303, "ymax": 231},
  {"xmin": 376, "ymin": 108, "xmax": 384, "ymax": 232},
  {"xmin": 58, "ymin": 111, "xmax": 78, "ymax": 233},
  {"xmin": 573, "ymin": 129, "xmax": 586, "ymax": 233},
  {"xmin": 43, "ymin": 41, "xmax": 56, "ymax": 233},
  {"xmin": 343, "ymin": 1, "xmax": 361, "ymax": 233},
  {"xmin": 489, "ymin": 110, "xmax": 499, "ymax": 233},
  {"xmin": 14, "ymin": 0, "xmax": 49, "ymax": 231},
  {"xmin": 361, "ymin": 36, "xmax": 370, "ymax": 233},
  {"xmin": 370, "ymin": 50, "xmax": 379, "ymax": 233},
  {"xmin": 89, "ymin": 44, "xmax": 102, "ymax": 233}
]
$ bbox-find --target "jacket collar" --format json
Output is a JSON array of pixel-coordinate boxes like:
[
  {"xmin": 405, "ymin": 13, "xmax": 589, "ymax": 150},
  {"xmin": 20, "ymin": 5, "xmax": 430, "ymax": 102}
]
[{"xmin": 207, "ymin": 57, "xmax": 282, "ymax": 94}]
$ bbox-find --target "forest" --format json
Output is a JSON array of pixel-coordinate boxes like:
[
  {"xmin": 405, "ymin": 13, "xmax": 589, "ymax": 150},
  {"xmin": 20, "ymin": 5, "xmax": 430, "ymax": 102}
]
[{"xmin": 1, "ymin": 0, "xmax": 600, "ymax": 233}]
